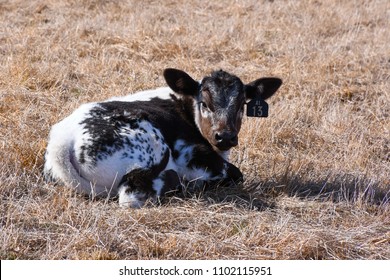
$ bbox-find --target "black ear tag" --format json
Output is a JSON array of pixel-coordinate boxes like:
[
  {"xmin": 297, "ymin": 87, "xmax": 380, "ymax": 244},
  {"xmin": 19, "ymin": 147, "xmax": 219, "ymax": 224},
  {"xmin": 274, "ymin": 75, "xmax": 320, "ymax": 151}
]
[{"xmin": 246, "ymin": 98, "xmax": 269, "ymax": 117}]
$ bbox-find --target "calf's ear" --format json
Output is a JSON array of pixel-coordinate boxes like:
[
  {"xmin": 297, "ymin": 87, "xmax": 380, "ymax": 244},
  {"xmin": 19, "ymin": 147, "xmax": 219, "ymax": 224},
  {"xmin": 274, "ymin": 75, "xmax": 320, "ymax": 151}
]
[
  {"xmin": 245, "ymin": 77, "xmax": 282, "ymax": 100},
  {"xmin": 163, "ymin": 68, "xmax": 199, "ymax": 96}
]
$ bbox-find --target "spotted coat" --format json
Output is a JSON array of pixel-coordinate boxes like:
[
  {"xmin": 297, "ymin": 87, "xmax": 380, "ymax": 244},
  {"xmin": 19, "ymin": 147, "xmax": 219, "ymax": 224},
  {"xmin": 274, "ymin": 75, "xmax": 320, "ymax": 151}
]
[{"xmin": 44, "ymin": 69, "xmax": 282, "ymax": 207}]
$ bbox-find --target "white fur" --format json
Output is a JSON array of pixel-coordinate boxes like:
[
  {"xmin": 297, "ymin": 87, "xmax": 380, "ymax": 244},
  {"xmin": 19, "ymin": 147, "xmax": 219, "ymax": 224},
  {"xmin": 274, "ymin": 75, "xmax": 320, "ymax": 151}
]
[
  {"xmin": 44, "ymin": 88, "xmax": 172, "ymax": 198},
  {"xmin": 118, "ymin": 187, "xmax": 149, "ymax": 208},
  {"xmin": 152, "ymin": 178, "xmax": 164, "ymax": 195},
  {"xmin": 169, "ymin": 139, "xmax": 226, "ymax": 182}
]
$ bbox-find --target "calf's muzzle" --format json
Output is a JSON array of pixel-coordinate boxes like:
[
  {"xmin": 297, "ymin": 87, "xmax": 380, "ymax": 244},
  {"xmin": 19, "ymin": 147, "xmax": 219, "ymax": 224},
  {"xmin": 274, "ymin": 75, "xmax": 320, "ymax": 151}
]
[{"xmin": 214, "ymin": 130, "xmax": 238, "ymax": 150}]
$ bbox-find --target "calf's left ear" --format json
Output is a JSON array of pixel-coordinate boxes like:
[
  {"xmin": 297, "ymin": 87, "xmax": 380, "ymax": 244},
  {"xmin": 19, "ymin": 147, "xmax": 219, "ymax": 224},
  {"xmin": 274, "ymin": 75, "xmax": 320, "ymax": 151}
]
[
  {"xmin": 163, "ymin": 68, "xmax": 199, "ymax": 96},
  {"xmin": 245, "ymin": 77, "xmax": 282, "ymax": 100}
]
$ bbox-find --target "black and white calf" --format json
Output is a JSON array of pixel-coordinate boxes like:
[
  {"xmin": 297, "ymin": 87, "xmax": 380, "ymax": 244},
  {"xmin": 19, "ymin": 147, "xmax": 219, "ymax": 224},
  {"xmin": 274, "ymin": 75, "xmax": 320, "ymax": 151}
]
[{"xmin": 44, "ymin": 69, "xmax": 282, "ymax": 208}]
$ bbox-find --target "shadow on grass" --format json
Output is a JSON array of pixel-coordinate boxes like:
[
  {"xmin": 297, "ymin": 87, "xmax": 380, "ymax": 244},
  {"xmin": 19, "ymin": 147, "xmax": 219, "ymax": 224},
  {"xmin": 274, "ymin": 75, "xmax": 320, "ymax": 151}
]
[
  {"xmin": 252, "ymin": 173, "xmax": 390, "ymax": 207},
  {"xmin": 172, "ymin": 173, "xmax": 390, "ymax": 211},
  {"xmin": 202, "ymin": 183, "xmax": 276, "ymax": 211},
  {"xmin": 157, "ymin": 180, "xmax": 275, "ymax": 211},
  {"xmin": 46, "ymin": 171, "xmax": 389, "ymax": 210}
]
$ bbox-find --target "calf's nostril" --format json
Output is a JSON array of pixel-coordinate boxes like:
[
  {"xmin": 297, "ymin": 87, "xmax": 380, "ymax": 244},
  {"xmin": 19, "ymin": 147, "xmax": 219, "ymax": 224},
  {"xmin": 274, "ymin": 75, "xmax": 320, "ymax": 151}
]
[
  {"xmin": 215, "ymin": 133, "xmax": 223, "ymax": 142},
  {"xmin": 215, "ymin": 132, "xmax": 238, "ymax": 146}
]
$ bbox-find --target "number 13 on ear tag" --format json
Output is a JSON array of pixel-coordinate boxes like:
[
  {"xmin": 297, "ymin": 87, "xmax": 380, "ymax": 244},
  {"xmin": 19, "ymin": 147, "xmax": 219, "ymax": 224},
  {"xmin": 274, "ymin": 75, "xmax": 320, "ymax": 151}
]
[{"xmin": 246, "ymin": 98, "xmax": 269, "ymax": 117}]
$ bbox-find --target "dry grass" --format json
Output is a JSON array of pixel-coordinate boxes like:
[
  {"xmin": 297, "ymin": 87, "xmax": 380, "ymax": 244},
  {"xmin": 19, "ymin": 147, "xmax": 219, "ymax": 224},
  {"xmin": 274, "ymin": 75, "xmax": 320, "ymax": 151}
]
[{"xmin": 1, "ymin": 0, "xmax": 389, "ymax": 259}]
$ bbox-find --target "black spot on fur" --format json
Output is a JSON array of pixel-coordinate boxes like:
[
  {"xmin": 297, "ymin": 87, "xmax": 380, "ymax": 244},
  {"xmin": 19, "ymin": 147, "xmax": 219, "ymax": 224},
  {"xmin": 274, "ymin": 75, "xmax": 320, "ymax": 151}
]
[
  {"xmin": 160, "ymin": 169, "xmax": 181, "ymax": 195},
  {"xmin": 119, "ymin": 149, "xmax": 171, "ymax": 194},
  {"xmin": 79, "ymin": 103, "xmax": 146, "ymax": 165}
]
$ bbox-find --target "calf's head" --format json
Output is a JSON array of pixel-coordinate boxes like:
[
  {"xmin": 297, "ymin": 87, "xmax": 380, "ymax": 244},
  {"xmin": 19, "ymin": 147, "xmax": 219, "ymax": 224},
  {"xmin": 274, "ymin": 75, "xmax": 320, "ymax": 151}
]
[{"xmin": 164, "ymin": 68, "xmax": 282, "ymax": 152}]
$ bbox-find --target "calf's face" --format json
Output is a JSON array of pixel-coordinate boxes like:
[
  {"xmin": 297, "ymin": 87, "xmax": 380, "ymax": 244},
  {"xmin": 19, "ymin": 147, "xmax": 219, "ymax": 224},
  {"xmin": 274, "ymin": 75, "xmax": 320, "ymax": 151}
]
[
  {"xmin": 164, "ymin": 68, "xmax": 282, "ymax": 152},
  {"xmin": 196, "ymin": 71, "xmax": 245, "ymax": 151}
]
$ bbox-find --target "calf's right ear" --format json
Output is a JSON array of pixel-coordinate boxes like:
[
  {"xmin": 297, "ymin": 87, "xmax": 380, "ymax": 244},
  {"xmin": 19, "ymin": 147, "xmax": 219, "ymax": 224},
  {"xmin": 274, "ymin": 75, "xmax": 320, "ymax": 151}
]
[{"xmin": 163, "ymin": 68, "xmax": 199, "ymax": 96}]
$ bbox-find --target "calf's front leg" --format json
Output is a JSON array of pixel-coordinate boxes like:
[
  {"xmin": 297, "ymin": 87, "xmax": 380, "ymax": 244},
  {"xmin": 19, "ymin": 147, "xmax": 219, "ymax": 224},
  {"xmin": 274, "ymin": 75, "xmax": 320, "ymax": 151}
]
[{"xmin": 118, "ymin": 168, "xmax": 181, "ymax": 208}]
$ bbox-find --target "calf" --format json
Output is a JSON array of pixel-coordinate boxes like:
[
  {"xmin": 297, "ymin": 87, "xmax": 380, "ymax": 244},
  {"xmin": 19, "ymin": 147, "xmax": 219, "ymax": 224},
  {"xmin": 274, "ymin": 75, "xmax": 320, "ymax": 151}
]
[{"xmin": 44, "ymin": 69, "xmax": 282, "ymax": 208}]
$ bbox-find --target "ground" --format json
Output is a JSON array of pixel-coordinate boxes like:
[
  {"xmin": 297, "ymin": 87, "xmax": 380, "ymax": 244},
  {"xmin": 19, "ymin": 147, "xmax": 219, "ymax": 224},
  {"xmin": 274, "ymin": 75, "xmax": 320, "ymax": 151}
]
[{"xmin": 0, "ymin": 0, "xmax": 389, "ymax": 259}]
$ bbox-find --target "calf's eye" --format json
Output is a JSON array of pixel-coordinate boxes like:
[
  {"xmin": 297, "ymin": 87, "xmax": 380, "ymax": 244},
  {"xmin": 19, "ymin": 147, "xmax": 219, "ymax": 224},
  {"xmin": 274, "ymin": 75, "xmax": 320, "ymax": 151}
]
[{"xmin": 200, "ymin": 102, "xmax": 208, "ymax": 110}]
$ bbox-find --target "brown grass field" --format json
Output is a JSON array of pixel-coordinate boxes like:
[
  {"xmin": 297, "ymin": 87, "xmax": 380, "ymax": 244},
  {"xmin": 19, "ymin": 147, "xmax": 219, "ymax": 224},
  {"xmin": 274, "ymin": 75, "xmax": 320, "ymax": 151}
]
[{"xmin": 0, "ymin": 0, "xmax": 389, "ymax": 259}]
